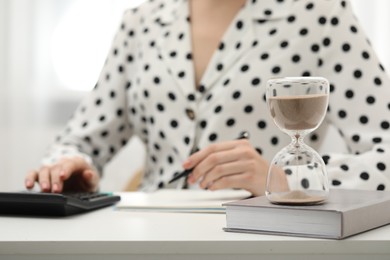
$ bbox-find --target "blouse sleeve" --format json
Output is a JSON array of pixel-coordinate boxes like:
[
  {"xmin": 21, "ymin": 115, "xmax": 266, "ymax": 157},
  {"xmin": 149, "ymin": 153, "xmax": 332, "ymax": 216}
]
[
  {"xmin": 317, "ymin": 0, "xmax": 390, "ymax": 190},
  {"xmin": 41, "ymin": 9, "xmax": 138, "ymax": 174}
]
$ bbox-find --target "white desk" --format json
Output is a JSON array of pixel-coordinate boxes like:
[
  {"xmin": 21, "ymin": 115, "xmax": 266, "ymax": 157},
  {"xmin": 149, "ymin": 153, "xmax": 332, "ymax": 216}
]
[{"xmin": 0, "ymin": 201, "xmax": 390, "ymax": 260}]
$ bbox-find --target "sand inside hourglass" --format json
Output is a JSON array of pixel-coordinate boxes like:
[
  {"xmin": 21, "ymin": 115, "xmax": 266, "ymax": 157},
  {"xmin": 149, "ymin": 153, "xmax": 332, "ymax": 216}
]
[
  {"xmin": 269, "ymin": 190, "xmax": 326, "ymax": 205},
  {"xmin": 268, "ymin": 94, "xmax": 328, "ymax": 131},
  {"xmin": 268, "ymin": 93, "xmax": 329, "ymax": 205}
]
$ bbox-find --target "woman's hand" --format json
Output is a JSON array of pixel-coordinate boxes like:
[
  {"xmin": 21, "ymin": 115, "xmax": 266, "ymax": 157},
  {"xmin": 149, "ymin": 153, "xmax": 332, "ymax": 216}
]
[
  {"xmin": 185, "ymin": 139, "xmax": 269, "ymax": 196},
  {"xmin": 25, "ymin": 157, "xmax": 100, "ymax": 193}
]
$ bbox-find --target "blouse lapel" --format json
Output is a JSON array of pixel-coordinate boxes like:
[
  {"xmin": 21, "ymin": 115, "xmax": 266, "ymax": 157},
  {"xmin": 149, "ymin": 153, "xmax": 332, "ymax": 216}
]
[
  {"xmin": 199, "ymin": 2, "xmax": 256, "ymax": 92},
  {"xmin": 155, "ymin": 0, "xmax": 196, "ymax": 98}
]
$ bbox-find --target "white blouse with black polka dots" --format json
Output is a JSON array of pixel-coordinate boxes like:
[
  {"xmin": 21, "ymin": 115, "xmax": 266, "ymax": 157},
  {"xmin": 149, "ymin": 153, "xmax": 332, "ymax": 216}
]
[{"xmin": 44, "ymin": 0, "xmax": 390, "ymax": 192}]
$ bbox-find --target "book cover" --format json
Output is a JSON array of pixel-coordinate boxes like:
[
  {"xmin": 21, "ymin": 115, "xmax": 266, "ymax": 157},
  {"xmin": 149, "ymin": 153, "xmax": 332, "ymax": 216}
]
[{"xmin": 223, "ymin": 189, "xmax": 390, "ymax": 239}]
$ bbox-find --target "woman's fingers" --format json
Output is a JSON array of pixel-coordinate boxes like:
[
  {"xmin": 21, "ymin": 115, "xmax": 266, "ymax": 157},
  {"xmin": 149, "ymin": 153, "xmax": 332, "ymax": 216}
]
[
  {"xmin": 38, "ymin": 167, "xmax": 51, "ymax": 192},
  {"xmin": 207, "ymin": 172, "xmax": 254, "ymax": 191},
  {"xmin": 184, "ymin": 139, "xmax": 248, "ymax": 168},
  {"xmin": 199, "ymin": 159, "xmax": 251, "ymax": 189},
  {"xmin": 186, "ymin": 139, "xmax": 250, "ymax": 181},
  {"xmin": 186, "ymin": 139, "xmax": 269, "ymax": 196},
  {"xmin": 84, "ymin": 170, "xmax": 100, "ymax": 191},
  {"xmin": 189, "ymin": 140, "xmax": 253, "ymax": 183},
  {"xmin": 189, "ymin": 149, "xmax": 238, "ymax": 183},
  {"xmin": 50, "ymin": 158, "xmax": 86, "ymax": 193},
  {"xmin": 49, "ymin": 164, "xmax": 66, "ymax": 193},
  {"xmin": 26, "ymin": 157, "xmax": 98, "ymax": 193},
  {"xmin": 25, "ymin": 170, "xmax": 38, "ymax": 189}
]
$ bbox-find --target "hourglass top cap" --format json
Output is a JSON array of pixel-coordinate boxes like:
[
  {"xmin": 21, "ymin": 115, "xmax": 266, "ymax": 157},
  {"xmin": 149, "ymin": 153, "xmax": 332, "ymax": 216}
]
[
  {"xmin": 266, "ymin": 77, "xmax": 329, "ymax": 97},
  {"xmin": 267, "ymin": 76, "xmax": 329, "ymax": 85}
]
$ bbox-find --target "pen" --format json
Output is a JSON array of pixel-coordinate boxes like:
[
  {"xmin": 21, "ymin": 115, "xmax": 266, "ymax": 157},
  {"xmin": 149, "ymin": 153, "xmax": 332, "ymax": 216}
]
[{"xmin": 168, "ymin": 131, "xmax": 250, "ymax": 184}]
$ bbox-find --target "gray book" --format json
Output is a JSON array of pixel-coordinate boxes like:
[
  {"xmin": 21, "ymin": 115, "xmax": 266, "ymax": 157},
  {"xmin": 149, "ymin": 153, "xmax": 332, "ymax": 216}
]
[{"xmin": 223, "ymin": 189, "xmax": 390, "ymax": 239}]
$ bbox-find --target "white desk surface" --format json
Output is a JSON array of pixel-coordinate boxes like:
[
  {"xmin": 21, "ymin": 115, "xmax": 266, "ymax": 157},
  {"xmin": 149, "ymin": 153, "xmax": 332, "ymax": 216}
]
[{"xmin": 0, "ymin": 194, "xmax": 390, "ymax": 260}]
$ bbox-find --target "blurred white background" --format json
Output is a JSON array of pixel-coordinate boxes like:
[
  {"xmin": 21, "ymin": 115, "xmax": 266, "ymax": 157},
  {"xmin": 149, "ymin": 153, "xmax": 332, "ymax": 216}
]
[{"xmin": 0, "ymin": 0, "xmax": 389, "ymax": 192}]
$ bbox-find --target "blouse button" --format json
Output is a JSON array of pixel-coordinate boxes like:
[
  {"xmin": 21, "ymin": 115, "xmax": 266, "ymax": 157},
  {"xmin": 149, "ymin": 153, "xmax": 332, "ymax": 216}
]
[{"xmin": 186, "ymin": 109, "xmax": 196, "ymax": 121}]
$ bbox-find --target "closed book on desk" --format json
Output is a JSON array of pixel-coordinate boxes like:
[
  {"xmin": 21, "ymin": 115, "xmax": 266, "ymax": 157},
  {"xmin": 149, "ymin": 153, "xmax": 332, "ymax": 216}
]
[{"xmin": 223, "ymin": 189, "xmax": 390, "ymax": 239}]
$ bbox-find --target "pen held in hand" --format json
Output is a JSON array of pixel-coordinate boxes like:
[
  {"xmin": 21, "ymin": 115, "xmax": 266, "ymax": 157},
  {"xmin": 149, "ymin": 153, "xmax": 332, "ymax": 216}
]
[{"xmin": 167, "ymin": 131, "xmax": 250, "ymax": 184}]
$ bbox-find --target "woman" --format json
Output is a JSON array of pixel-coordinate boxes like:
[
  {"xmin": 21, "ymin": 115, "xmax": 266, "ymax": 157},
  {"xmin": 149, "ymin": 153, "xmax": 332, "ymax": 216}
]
[{"xmin": 25, "ymin": 0, "xmax": 390, "ymax": 195}]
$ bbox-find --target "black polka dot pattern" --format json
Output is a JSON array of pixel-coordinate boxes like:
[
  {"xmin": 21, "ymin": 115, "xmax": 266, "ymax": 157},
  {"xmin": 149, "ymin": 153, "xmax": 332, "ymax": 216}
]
[{"xmin": 42, "ymin": 0, "xmax": 390, "ymax": 192}]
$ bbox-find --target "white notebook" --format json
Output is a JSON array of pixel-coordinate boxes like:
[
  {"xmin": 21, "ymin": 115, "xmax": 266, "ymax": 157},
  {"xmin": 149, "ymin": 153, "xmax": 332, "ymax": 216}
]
[{"xmin": 115, "ymin": 189, "xmax": 251, "ymax": 213}]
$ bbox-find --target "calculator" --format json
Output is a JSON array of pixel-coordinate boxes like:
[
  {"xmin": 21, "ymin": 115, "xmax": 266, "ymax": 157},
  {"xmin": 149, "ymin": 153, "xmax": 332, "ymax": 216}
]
[{"xmin": 0, "ymin": 191, "xmax": 121, "ymax": 216}]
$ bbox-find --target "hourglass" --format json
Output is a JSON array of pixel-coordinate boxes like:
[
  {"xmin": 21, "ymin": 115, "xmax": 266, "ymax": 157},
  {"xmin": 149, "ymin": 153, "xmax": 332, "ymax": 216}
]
[{"xmin": 266, "ymin": 77, "xmax": 330, "ymax": 205}]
